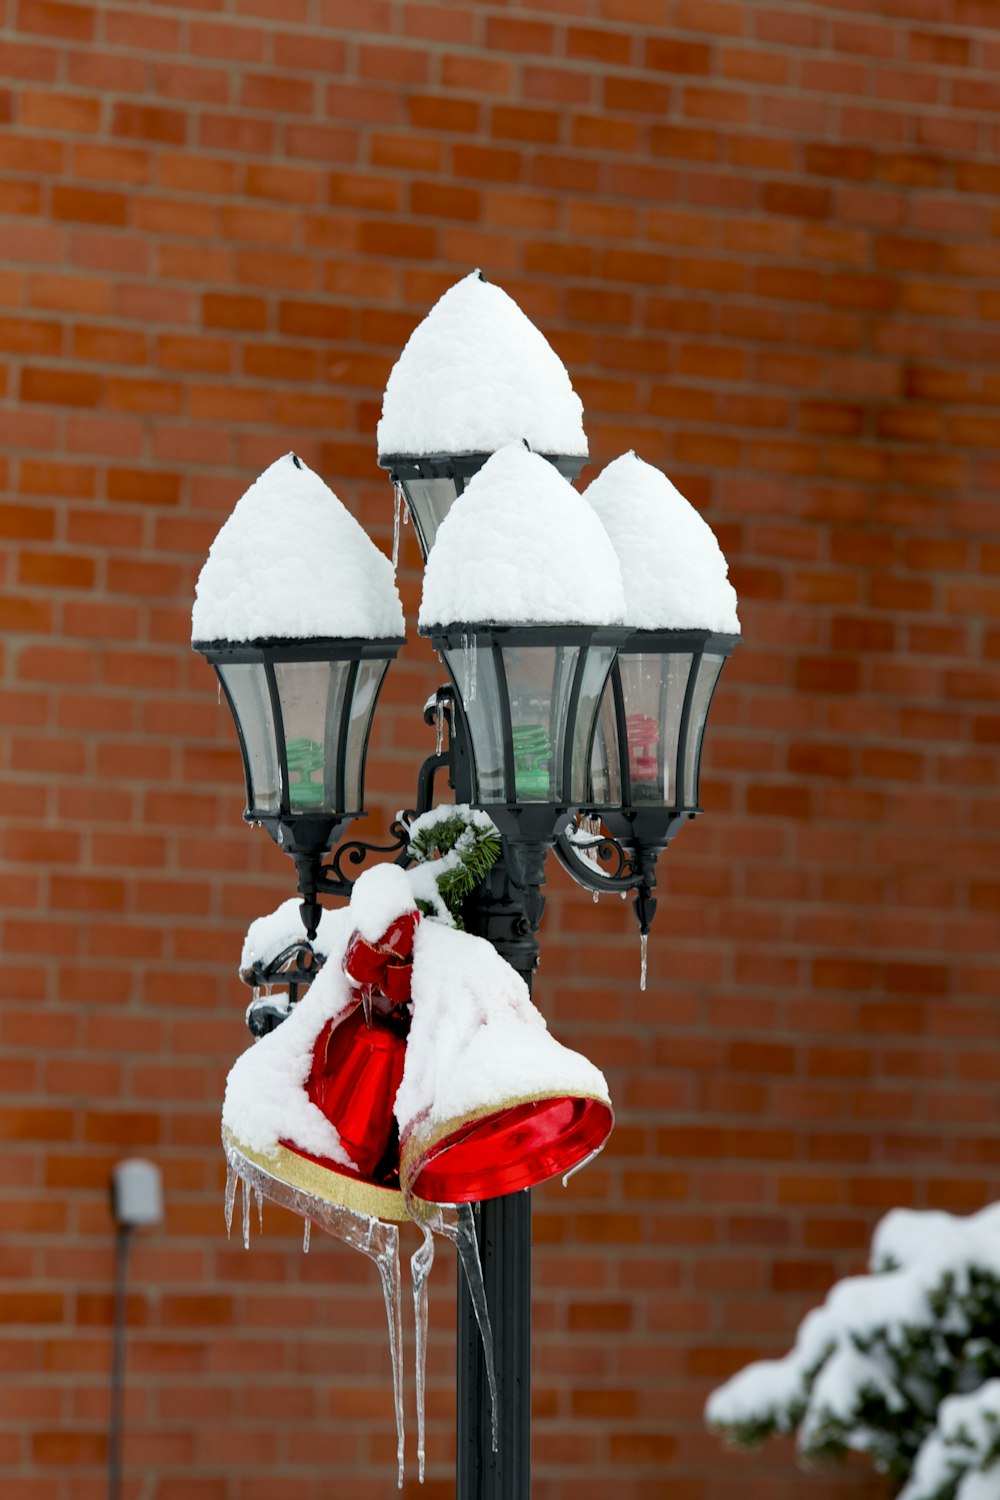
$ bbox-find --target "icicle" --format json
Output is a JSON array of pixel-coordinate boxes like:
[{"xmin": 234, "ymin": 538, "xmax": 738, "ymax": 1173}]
[
  {"xmin": 392, "ymin": 483, "xmax": 402, "ymax": 569},
  {"xmin": 435, "ymin": 702, "xmax": 444, "ymax": 757},
  {"xmin": 252, "ymin": 985, "xmax": 260, "ymax": 1007},
  {"xmin": 366, "ymin": 1220, "xmax": 406, "ymax": 1489},
  {"xmin": 411, "ymin": 1224, "xmax": 436, "ymax": 1484},
  {"xmin": 302, "ymin": 1217, "xmax": 311, "ymax": 1254},
  {"xmin": 241, "ymin": 1175, "xmax": 251, "ymax": 1249},
  {"xmin": 640, "ymin": 930, "xmax": 648, "ymax": 992},
  {"xmin": 562, "ymin": 1140, "xmax": 607, "ymax": 1188},
  {"xmin": 362, "ymin": 988, "xmax": 373, "ymax": 1029},
  {"xmin": 593, "ymin": 890, "xmax": 599, "ymax": 904},
  {"xmin": 222, "ymin": 1135, "xmax": 406, "ymax": 1485},
  {"xmin": 579, "ymin": 814, "xmax": 602, "ymax": 867},
  {"xmin": 217, "ymin": 680, "xmax": 221, "ymax": 705},
  {"xmin": 254, "ymin": 1184, "xmax": 263, "ymax": 1234},
  {"xmin": 451, "ymin": 1206, "xmax": 499, "ymax": 1454},
  {"xmin": 468, "ymin": 632, "xmax": 477, "ymax": 703},
  {"xmin": 620, "ymin": 890, "xmax": 627, "ymax": 900},
  {"xmin": 464, "ymin": 636, "xmax": 476, "ymax": 699},
  {"xmin": 224, "ymin": 1160, "xmax": 237, "ymax": 1238}
]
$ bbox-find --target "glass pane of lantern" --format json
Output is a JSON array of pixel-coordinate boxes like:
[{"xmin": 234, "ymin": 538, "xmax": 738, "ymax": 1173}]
[
  {"xmin": 343, "ymin": 658, "xmax": 388, "ymax": 813},
  {"xmin": 217, "ymin": 662, "xmax": 281, "ymax": 815},
  {"xmin": 569, "ymin": 645, "xmax": 618, "ymax": 805},
  {"xmin": 442, "ymin": 643, "xmax": 506, "ymax": 803},
  {"xmin": 502, "ymin": 645, "xmax": 579, "ymax": 803},
  {"xmin": 273, "ymin": 660, "xmax": 350, "ymax": 813},
  {"xmin": 681, "ymin": 653, "xmax": 726, "ymax": 806},
  {"xmin": 589, "ymin": 685, "xmax": 622, "ymax": 807},
  {"xmin": 402, "ymin": 478, "xmax": 459, "ymax": 556},
  {"xmin": 618, "ymin": 652, "xmax": 693, "ymax": 805}
]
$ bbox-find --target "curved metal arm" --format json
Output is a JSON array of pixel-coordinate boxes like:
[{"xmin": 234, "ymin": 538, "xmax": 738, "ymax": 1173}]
[
  {"xmin": 552, "ymin": 821, "xmax": 642, "ymax": 895},
  {"xmin": 313, "ymin": 816, "xmax": 413, "ymax": 900}
]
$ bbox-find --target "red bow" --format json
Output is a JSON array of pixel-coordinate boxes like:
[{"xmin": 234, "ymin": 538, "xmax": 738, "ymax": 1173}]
[{"xmin": 343, "ymin": 910, "xmax": 419, "ymax": 1007}]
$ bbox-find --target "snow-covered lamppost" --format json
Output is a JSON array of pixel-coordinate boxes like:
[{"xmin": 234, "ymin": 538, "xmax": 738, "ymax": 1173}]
[{"xmin": 193, "ymin": 273, "xmax": 739, "ymax": 1500}]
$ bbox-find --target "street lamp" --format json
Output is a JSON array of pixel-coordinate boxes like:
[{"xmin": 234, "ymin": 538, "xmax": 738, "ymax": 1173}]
[{"xmin": 195, "ymin": 280, "xmax": 739, "ymax": 1500}]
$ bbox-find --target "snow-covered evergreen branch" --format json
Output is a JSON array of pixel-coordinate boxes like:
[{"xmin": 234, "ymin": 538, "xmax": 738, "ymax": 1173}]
[{"xmin": 706, "ymin": 1204, "xmax": 1000, "ymax": 1493}]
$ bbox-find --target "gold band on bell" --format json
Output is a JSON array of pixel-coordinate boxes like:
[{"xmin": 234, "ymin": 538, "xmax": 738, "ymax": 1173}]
[{"xmin": 222, "ymin": 1125, "xmax": 410, "ymax": 1223}]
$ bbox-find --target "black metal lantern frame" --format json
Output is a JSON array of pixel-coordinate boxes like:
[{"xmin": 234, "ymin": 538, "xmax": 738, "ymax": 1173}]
[
  {"xmin": 195, "ymin": 634, "xmax": 403, "ymax": 935},
  {"xmin": 553, "ymin": 627, "xmax": 738, "ymax": 933},
  {"xmin": 380, "ymin": 450, "xmax": 586, "ymax": 560},
  {"xmin": 423, "ymin": 622, "xmax": 627, "ymax": 935}
]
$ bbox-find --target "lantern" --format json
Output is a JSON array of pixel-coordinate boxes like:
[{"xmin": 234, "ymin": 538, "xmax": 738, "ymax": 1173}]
[
  {"xmin": 191, "ymin": 453, "xmax": 405, "ymax": 931},
  {"xmin": 418, "ymin": 445, "xmax": 627, "ymax": 819},
  {"xmin": 377, "ymin": 272, "xmax": 588, "ymax": 558}
]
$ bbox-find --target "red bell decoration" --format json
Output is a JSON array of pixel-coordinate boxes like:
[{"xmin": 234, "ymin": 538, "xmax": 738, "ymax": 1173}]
[
  {"xmin": 278, "ymin": 910, "xmax": 421, "ymax": 1219},
  {"xmin": 406, "ymin": 1093, "xmax": 613, "ymax": 1204},
  {"xmin": 396, "ymin": 918, "xmax": 615, "ymax": 1207},
  {"xmin": 305, "ymin": 1004, "xmax": 408, "ymax": 1181}
]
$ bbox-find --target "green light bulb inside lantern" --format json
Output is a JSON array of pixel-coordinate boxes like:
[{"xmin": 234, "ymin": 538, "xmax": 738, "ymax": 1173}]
[
  {"xmin": 512, "ymin": 723, "xmax": 552, "ymax": 801},
  {"xmin": 285, "ymin": 736, "xmax": 326, "ymax": 809}
]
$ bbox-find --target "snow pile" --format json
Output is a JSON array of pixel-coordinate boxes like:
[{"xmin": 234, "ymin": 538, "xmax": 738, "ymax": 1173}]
[
  {"xmin": 346, "ymin": 863, "xmax": 417, "ymax": 943},
  {"xmin": 223, "ymin": 905, "xmax": 355, "ymax": 1164},
  {"xmin": 707, "ymin": 1202, "xmax": 1000, "ymax": 1491},
  {"xmin": 240, "ymin": 898, "xmax": 343, "ymax": 976},
  {"xmin": 192, "ymin": 453, "xmax": 405, "ymax": 643},
  {"xmin": 377, "ymin": 271, "xmax": 588, "ymax": 459},
  {"xmin": 583, "ymin": 452, "xmax": 740, "ymax": 634},
  {"xmin": 900, "ymin": 1381, "xmax": 1000, "ymax": 1500},
  {"xmin": 419, "ymin": 443, "xmax": 626, "ymax": 628},
  {"xmin": 395, "ymin": 917, "xmax": 610, "ymax": 1137}
]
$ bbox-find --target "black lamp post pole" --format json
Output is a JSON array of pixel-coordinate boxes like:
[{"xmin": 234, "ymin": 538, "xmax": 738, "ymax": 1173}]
[{"xmin": 458, "ymin": 862, "xmax": 539, "ymax": 1500}]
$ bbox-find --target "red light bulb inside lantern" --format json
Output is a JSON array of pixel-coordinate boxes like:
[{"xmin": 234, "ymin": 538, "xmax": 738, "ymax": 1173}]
[{"xmin": 626, "ymin": 712, "xmax": 660, "ymax": 786}]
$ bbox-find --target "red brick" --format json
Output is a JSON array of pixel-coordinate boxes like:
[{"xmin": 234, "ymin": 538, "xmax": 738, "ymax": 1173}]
[
  {"xmin": 111, "ymin": 102, "xmax": 187, "ymax": 145},
  {"xmin": 493, "ymin": 105, "xmax": 561, "ymax": 144},
  {"xmin": 409, "ymin": 94, "xmax": 478, "ymax": 133},
  {"xmin": 485, "ymin": 16, "xmax": 556, "ymax": 53},
  {"xmin": 645, "ymin": 37, "xmax": 712, "ymax": 73},
  {"xmin": 18, "ymin": 0, "xmax": 93, "ymax": 41}
]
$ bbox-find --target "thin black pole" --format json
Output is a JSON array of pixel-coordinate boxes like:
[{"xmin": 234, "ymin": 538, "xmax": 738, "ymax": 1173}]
[
  {"xmin": 458, "ymin": 1190, "xmax": 532, "ymax": 1500},
  {"xmin": 459, "ymin": 866, "xmax": 538, "ymax": 1500},
  {"xmin": 108, "ymin": 1224, "xmax": 131, "ymax": 1500}
]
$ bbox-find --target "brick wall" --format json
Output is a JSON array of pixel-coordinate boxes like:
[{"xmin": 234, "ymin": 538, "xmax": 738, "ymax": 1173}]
[{"xmin": 1, "ymin": 0, "xmax": 998, "ymax": 1496}]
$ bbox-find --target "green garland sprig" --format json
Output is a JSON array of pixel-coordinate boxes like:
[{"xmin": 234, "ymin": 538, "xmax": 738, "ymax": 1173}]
[{"xmin": 407, "ymin": 806, "xmax": 502, "ymax": 927}]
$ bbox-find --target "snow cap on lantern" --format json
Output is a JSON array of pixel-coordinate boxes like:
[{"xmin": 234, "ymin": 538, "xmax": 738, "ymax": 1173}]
[
  {"xmin": 192, "ymin": 452, "xmax": 404, "ymax": 644},
  {"xmin": 377, "ymin": 271, "xmax": 588, "ymax": 462},
  {"xmin": 583, "ymin": 452, "xmax": 740, "ymax": 634},
  {"xmin": 419, "ymin": 443, "xmax": 624, "ymax": 630},
  {"xmin": 397, "ymin": 918, "xmax": 614, "ymax": 1203}
]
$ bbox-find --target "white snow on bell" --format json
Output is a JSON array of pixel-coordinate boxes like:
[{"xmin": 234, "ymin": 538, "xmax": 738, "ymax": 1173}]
[
  {"xmin": 583, "ymin": 451, "xmax": 740, "ymax": 635},
  {"xmin": 396, "ymin": 919, "xmax": 611, "ymax": 1151},
  {"xmin": 377, "ymin": 271, "xmax": 588, "ymax": 460},
  {"xmin": 191, "ymin": 452, "xmax": 405, "ymax": 644},
  {"xmin": 419, "ymin": 443, "xmax": 625, "ymax": 629}
]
